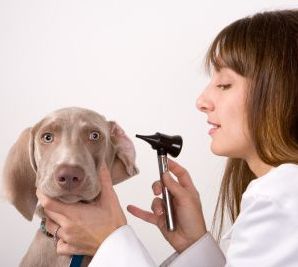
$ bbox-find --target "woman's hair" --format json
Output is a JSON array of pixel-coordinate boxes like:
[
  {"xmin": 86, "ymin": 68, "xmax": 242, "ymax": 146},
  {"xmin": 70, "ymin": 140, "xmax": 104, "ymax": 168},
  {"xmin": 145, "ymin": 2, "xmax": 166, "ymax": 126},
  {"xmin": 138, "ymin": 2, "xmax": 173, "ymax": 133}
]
[{"xmin": 205, "ymin": 9, "xmax": 298, "ymax": 239}]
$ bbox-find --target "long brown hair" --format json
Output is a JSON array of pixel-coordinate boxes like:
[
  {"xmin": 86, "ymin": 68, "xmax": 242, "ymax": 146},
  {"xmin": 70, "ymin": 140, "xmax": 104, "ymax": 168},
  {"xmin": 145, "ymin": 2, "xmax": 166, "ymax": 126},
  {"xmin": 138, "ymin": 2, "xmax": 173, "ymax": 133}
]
[{"xmin": 205, "ymin": 9, "xmax": 298, "ymax": 239}]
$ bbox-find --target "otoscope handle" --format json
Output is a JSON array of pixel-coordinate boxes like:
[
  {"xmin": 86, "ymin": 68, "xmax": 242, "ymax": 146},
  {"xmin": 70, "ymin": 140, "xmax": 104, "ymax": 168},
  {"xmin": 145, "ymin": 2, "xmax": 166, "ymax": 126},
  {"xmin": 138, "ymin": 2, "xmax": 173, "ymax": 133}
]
[{"xmin": 158, "ymin": 154, "xmax": 175, "ymax": 231}]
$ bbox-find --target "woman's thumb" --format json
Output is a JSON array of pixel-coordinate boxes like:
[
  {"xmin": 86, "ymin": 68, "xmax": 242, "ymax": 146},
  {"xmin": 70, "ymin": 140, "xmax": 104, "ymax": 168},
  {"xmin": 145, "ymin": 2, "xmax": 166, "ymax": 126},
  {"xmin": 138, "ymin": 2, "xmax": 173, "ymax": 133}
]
[{"xmin": 98, "ymin": 162, "xmax": 114, "ymax": 198}]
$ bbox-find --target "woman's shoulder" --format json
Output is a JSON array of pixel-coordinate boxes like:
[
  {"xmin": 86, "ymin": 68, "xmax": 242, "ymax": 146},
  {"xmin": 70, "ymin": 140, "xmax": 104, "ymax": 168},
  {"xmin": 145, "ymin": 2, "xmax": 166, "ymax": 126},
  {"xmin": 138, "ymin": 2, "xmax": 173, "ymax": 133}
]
[{"xmin": 243, "ymin": 163, "xmax": 298, "ymax": 209}]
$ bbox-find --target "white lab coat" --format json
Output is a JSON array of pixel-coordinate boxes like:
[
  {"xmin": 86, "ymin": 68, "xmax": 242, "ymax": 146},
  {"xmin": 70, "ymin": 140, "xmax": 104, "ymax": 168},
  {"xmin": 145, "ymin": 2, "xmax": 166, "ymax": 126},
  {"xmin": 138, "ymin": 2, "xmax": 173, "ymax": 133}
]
[{"xmin": 89, "ymin": 164, "xmax": 298, "ymax": 267}]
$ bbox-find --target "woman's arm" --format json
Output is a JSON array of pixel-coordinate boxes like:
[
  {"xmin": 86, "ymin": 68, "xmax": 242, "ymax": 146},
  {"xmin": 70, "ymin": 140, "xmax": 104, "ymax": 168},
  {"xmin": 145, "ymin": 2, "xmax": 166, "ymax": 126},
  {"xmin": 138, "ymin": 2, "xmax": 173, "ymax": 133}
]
[
  {"xmin": 224, "ymin": 192, "xmax": 298, "ymax": 267},
  {"xmin": 89, "ymin": 225, "xmax": 157, "ymax": 266}
]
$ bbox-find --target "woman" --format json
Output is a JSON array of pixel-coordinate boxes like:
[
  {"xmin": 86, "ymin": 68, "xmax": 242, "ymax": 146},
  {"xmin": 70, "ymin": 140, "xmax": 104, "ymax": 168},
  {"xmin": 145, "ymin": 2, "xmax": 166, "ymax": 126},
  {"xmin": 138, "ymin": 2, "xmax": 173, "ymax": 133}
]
[{"xmin": 37, "ymin": 9, "xmax": 298, "ymax": 266}]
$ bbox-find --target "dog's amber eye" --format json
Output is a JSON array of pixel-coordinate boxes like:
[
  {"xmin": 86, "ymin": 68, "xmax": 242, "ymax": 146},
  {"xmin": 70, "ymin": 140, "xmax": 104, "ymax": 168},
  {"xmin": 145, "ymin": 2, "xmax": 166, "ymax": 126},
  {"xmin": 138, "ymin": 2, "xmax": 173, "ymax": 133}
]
[
  {"xmin": 89, "ymin": 131, "xmax": 101, "ymax": 141},
  {"xmin": 41, "ymin": 133, "xmax": 54, "ymax": 143}
]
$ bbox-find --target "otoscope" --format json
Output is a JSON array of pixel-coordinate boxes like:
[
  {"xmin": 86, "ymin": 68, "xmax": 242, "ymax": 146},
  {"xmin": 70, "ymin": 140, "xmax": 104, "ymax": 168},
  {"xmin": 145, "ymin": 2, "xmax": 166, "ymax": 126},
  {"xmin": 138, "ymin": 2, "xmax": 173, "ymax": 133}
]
[{"xmin": 136, "ymin": 132, "xmax": 183, "ymax": 231}]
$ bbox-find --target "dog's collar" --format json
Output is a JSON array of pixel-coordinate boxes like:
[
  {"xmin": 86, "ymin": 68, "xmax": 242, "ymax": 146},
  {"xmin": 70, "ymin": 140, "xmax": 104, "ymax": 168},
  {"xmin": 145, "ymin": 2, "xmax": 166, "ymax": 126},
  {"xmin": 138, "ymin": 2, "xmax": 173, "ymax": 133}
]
[
  {"xmin": 40, "ymin": 218, "xmax": 84, "ymax": 267},
  {"xmin": 40, "ymin": 218, "xmax": 54, "ymax": 238}
]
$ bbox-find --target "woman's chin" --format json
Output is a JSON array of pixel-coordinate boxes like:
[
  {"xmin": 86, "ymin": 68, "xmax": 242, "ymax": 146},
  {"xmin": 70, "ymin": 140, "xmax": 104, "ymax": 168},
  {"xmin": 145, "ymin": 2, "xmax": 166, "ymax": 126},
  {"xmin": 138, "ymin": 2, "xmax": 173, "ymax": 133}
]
[{"xmin": 210, "ymin": 143, "xmax": 231, "ymax": 157}]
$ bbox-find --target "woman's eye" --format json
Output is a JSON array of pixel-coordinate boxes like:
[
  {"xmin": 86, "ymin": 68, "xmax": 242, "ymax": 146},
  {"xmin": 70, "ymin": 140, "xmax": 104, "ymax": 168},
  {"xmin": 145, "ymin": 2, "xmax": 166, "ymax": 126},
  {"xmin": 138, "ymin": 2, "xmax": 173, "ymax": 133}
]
[
  {"xmin": 41, "ymin": 133, "xmax": 54, "ymax": 143},
  {"xmin": 89, "ymin": 131, "xmax": 101, "ymax": 141},
  {"xmin": 217, "ymin": 84, "xmax": 232, "ymax": 90}
]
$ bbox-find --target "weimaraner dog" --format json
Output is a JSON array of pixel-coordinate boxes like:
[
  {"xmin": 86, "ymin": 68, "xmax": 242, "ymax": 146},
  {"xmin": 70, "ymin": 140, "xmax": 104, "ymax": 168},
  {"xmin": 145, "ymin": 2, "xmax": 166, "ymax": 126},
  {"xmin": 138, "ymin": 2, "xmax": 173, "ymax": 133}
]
[{"xmin": 3, "ymin": 107, "xmax": 139, "ymax": 267}]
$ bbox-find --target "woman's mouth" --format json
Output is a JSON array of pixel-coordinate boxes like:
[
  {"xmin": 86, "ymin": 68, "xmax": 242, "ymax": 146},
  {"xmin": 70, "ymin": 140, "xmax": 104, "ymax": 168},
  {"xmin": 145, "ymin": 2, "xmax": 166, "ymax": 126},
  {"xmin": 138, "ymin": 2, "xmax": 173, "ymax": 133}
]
[{"xmin": 208, "ymin": 121, "xmax": 221, "ymax": 135}]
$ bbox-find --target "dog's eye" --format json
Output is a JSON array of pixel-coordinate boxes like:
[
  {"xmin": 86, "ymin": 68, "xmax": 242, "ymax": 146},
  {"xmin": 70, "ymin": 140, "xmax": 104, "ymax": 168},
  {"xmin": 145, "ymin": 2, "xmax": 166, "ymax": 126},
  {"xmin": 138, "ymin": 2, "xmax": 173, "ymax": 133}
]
[
  {"xmin": 41, "ymin": 133, "xmax": 54, "ymax": 143},
  {"xmin": 89, "ymin": 131, "xmax": 101, "ymax": 141}
]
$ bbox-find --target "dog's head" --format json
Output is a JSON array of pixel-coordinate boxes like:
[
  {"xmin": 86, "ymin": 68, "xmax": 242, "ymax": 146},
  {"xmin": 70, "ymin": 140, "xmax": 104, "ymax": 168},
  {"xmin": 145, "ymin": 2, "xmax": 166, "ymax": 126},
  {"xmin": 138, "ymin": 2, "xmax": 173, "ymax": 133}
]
[{"xmin": 3, "ymin": 107, "xmax": 139, "ymax": 220}]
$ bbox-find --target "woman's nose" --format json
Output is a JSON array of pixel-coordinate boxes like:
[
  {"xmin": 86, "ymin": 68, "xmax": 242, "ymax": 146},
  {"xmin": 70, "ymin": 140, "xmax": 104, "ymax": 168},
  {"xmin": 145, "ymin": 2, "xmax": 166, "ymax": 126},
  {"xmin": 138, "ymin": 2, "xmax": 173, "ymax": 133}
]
[{"xmin": 196, "ymin": 92, "xmax": 214, "ymax": 113}]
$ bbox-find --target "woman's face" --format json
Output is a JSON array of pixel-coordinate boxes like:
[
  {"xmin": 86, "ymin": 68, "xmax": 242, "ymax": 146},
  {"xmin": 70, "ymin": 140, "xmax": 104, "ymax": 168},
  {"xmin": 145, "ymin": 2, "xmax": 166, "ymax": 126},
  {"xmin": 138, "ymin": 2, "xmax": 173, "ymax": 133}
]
[{"xmin": 196, "ymin": 68, "xmax": 254, "ymax": 159}]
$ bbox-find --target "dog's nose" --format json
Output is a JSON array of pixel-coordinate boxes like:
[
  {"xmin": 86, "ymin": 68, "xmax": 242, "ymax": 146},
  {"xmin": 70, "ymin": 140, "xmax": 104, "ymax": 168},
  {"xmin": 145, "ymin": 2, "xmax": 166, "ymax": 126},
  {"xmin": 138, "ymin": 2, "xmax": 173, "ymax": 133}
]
[{"xmin": 55, "ymin": 165, "xmax": 85, "ymax": 190}]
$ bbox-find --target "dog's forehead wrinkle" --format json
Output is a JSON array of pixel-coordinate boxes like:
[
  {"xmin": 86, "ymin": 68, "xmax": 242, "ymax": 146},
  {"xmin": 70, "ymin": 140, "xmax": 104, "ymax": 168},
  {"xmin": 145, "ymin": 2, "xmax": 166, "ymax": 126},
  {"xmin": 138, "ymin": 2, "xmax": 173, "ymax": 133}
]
[
  {"xmin": 45, "ymin": 108, "xmax": 109, "ymax": 133},
  {"xmin": 48, "ymin": 107, "xmax": 107, "ymax": 121},
  {"xmin": 79, "ymin": 120, "xmax": 109, "ymax": 136},
  {"xmin": 37, "ymin": 117, "xmax": 64, "ymax": 132}
]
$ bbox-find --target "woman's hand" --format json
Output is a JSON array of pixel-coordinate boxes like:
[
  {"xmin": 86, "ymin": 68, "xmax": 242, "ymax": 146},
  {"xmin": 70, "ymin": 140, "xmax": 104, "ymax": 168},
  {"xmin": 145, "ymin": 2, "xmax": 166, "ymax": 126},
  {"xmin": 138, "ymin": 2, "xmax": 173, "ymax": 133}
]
[
  {"xmin": 127, "ymin": 159, "xmax": 207, "ymax": 253},
  {"xmin": 36, "ymin": 163, "xmax": 127, "ymax": 256}
]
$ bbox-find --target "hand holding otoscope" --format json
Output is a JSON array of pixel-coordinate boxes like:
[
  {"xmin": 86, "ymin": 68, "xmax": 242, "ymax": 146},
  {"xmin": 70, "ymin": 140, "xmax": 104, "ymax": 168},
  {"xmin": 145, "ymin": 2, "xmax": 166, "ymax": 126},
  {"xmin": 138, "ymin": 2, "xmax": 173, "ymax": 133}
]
[{"xmin": 136, "ymin": 132, "xmax": 183, "ymax": 231}]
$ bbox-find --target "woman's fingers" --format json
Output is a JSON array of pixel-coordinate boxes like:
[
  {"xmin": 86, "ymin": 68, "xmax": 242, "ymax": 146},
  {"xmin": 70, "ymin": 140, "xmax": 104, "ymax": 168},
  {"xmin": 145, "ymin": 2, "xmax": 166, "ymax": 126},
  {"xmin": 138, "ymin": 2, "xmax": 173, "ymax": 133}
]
[
  {"xmin": 56, "ymin": 240, "xmax": 83, "ymax": 256},
  {"xmin": 36, "ymin": 189, "xmax": 68, "ymax": 214},
  {"xmin": 153, "ymin": 160, "xmax": 195, "ymax": 196},
  {"xmin": 44, "ymin": 209, "xmax": 69, "ymax": 227},
  {"xmin": 57, "ymin": 241, "xmax": 97, "ymax": 257},
  {"xmin": 36, "ymin": 189, "xmax": 63, "ymax": 214},
  {"xmin": 127, "ymin": 205, "xmax": 158, "ymax": 225},
  {"xmin": 151, "ymin": 197, "xmax": 164, "ymax": 216},
  {"xmin": 167, "ymin": 159, "xmax": 195, "ymax": 189},
  {"xmin": 45, "ymin": 217, "xmax": 60, "ymax": 235},
  {"xmin": 152, "ymin": 180, "xmax": 162, "ymax": 195},
  {"xmin": 56, "ymin": 239, "xmax": 73, "ymax": 255},
  {"xmin": 36, "ymin": 189, "xmax": 70, "ymax": 225}
]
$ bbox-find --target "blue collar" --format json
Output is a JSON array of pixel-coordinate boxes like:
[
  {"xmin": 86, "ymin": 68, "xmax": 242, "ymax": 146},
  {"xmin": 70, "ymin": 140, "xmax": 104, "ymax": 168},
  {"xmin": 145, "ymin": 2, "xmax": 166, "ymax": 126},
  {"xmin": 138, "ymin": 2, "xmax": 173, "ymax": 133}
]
[{"xmin": 69, "ymin": 255, "xmax": 84, "ymax": 267}]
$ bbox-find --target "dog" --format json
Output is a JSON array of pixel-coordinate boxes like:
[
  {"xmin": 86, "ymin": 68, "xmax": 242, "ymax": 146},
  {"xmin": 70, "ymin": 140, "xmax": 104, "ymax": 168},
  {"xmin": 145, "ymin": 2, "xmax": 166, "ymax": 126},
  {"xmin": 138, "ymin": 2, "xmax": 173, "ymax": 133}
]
[{"xmin": 3, "ymin": 107, "xmax": 139, "ymax": 267}]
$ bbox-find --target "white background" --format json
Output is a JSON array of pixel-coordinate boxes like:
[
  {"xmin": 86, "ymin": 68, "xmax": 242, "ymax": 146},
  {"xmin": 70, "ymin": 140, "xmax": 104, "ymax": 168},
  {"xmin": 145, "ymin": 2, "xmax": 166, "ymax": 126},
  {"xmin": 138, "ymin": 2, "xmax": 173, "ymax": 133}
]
[{"xmin": 0, "ymin": 1, "xmax": 296, "ymax": 266}]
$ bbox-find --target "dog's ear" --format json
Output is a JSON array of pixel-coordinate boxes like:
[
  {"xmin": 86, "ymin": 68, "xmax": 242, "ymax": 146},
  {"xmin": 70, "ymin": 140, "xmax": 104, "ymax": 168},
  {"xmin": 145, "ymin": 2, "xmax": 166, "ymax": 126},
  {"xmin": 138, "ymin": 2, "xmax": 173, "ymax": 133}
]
[
  {"xmin": 108, "ymin": 121, "xmax": 139, "ymax": 184},
  {"xmin": 3, "ymin": 128, "xmax": 37, "ymax": 221}
]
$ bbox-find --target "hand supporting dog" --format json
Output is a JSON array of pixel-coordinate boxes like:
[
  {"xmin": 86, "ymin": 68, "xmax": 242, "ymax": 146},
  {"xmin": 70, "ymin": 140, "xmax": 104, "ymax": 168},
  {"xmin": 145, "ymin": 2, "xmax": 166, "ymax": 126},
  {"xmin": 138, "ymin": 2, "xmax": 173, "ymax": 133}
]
[{"xmin": 36, "ymin": 163, "xmax": 127, "ymax": 256}]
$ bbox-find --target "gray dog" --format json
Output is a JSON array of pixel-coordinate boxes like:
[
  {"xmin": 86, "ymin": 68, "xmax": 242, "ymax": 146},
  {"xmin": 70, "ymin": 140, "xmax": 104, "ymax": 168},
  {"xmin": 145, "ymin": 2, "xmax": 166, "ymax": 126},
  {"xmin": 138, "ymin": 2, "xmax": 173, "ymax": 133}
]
[{"xmin": 3, "ymin": 107, "xmax": 139, "ymax": 267}]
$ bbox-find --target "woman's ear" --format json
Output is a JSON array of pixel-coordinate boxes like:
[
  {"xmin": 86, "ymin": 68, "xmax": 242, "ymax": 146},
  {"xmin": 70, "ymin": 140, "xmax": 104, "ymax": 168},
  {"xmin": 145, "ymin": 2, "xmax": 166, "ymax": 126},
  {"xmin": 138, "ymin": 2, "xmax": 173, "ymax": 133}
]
[
  {"xmin": 108, "ymin": 121, "xmax": 139, "ymax": 184},
  {"xmin": 3, "ymin": 128, "xmax": 37, "ymax": 220}
]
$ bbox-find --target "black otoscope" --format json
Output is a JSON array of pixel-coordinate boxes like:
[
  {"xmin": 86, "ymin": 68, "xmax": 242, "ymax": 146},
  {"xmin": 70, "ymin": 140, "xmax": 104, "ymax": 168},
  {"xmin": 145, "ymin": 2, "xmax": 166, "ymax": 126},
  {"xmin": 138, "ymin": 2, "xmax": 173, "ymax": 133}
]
[{"xmin": 136, "ymin": 133, "xmax": 183, "ymax": 231}]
